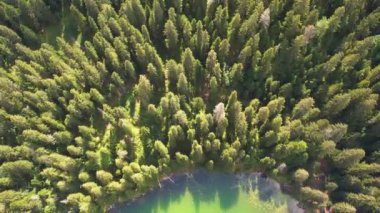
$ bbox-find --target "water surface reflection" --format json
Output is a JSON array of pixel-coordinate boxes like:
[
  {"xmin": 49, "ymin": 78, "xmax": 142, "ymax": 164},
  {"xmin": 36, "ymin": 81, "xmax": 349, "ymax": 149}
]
[{"xmin": 112, "ymin": 170, "xmax": 303, "ymax": 213}]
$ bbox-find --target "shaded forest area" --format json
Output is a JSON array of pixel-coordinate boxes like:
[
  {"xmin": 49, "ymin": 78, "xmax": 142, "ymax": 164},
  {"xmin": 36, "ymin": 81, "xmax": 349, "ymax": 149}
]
[{"xmin": 0, "ymin": 0, "xmax": 379, "ymax": 212}]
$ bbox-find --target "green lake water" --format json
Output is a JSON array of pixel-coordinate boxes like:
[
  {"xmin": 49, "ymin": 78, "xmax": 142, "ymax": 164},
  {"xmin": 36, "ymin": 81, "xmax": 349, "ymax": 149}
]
[{"xmin": 112, "ymin": 170, "xmax": 303, "ymax": 213}]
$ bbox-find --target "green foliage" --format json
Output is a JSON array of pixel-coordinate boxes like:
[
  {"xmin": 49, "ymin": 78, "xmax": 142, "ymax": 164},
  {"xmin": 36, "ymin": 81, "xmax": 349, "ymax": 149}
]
[
  {"xmin": 274, "ymin": 141, "xmax": 308, "ymax": 168},
  {"xmin": 331, "ymin": 202, "xmax": 356, "ymax": 213},
  {"xmin": 0, "ymin": 0, "xmax": 378, "ymax": 211},
  {"xmin": 164, "ymin": 20, "xmax": 178, "ymax": 53},
  {"xmin": 0, "ymin": 160, "xmax": 33, "ymax": 183},
  {"xmin": 346, "ymin": 193, "xmax": 377, "ymax": 212},
  {"xmin": 96, "ymin": 170, "xmax": 113, "ymax": 185},
  {"xmin": 136, "ymin": 75, "xmax": 153, "ymax": 108},
  {"xmin": 300, "ymin": 187, "xmax": 329, "ymax": 209},
  {"xmin": 294, "ymin": 169, "xmax": 309, "ymax": 185},
  {"xmin": 332, "ymin": 149, "xmax": 365, "ymax": 169}
]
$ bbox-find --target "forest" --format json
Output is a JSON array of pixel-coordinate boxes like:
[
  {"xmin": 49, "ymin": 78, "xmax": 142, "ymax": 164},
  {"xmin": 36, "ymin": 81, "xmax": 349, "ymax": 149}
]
[{"xmin": 0, "ymin": 0, "xmax": 379, "ymax": 212}]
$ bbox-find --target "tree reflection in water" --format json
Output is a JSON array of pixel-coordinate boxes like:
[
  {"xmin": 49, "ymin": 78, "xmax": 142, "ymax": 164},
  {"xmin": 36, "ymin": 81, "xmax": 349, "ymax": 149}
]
[{"xmin": 112, "ymin": 170, "xmax": 302, "ymax": 213}]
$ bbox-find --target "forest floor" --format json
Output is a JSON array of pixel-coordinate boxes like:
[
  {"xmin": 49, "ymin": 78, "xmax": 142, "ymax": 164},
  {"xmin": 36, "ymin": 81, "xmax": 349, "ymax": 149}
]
[{"xmin": 40, "ymin": 6, "xmax": 82, "ymax": 47}]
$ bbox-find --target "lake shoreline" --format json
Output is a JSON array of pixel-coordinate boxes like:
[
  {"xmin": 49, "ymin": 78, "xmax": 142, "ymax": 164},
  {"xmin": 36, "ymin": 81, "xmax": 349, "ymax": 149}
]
[{"xmin": 108, "ymin": 169, "xmax": 303, "ymax": 213}]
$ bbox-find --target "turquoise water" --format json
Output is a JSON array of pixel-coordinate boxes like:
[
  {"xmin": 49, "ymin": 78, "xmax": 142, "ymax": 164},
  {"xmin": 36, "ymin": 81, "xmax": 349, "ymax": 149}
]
[{"xmin": 112, "ymin": 170, "xmax": 302, "ymax": 213}]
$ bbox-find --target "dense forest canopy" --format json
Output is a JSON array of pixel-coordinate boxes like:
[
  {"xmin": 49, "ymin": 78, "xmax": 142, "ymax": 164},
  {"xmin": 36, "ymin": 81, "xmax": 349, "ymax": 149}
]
[{"xmin": 0, "ymin": 0, "xmax": 379, "ymax": 212}]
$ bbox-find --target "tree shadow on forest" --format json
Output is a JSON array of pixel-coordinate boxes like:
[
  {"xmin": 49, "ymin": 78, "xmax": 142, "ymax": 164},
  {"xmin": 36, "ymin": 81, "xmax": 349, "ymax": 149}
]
[{"xmin": 41, "ymin": 1, "xmax": 88, "ymax": 48}]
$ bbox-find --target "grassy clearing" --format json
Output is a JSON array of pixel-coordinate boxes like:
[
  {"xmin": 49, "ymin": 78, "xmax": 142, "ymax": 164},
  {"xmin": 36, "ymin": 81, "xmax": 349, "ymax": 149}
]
[{"xmin": 40, "ymin": 6, "xmax": 81, "ymax": 47}]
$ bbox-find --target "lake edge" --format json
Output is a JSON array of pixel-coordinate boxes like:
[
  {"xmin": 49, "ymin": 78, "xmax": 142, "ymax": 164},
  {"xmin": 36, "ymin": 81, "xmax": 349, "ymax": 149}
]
[{"xmin": 108, "ymin": 169, "xmax": 304, "ymax": 213}]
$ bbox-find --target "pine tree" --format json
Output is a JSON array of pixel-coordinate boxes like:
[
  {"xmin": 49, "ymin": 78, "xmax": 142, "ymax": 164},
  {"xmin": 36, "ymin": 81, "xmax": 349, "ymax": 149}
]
[
  {"xmin": 164, "ymin": 20, "xmax": 179, "ymax": 53},
  {"xmin": 136, "ymin": 75, "xmax": 153, "ymax": 108},
  {"xmin": 149, "ymin": 0, "xmax": 164, "ymax": 40},
  {"xmin": 123, "ymin": 0, "xmax": 146, "ymax": 27}
]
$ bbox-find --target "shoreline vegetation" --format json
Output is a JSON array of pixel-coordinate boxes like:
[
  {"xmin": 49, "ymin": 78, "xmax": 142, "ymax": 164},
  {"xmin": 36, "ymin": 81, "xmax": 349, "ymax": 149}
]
[
  {"xmin": 0, "ymin": 0, "xmax": 379, "ymax": 212},
  {"xmin": 108, "ymin": 169, "xmax": 197, "ymax": 211}
]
